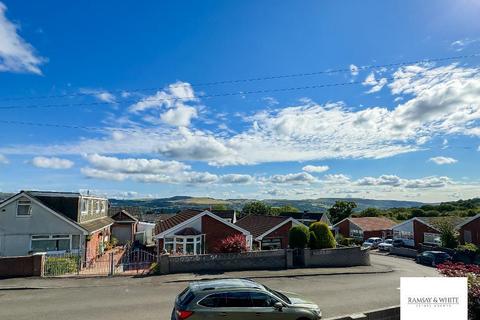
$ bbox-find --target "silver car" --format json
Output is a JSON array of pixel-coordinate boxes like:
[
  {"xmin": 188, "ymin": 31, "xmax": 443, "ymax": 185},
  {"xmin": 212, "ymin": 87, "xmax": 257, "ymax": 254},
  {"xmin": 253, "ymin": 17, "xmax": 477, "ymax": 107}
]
[{"xmin": 171, "ymin": 278, "xmax": 322, "ymax": 319}]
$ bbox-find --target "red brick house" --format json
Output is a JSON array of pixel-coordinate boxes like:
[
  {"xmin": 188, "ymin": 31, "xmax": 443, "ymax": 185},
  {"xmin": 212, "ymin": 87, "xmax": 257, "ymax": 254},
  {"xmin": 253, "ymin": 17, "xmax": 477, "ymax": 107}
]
[
  {"xmin": 154, "ymin": 209, "xmax": 251, "ymax": 255},
  {"xmin": 235, "ymin": 215, "xmax": 302, "ymax": 250},
  {"xmin": 110, "ymin": 210, "xmax": 138, "ymax": 245},
  {"xmin": 333, "ymin": 217, "xmax": 396, "ymax": 241},
  {"xmin": 392, "ymin": 216, "xmax": 467, "ymax": 248},
  {"xmin": 458, "ymin": 214, "xmax": 480, "ymax": 246}
]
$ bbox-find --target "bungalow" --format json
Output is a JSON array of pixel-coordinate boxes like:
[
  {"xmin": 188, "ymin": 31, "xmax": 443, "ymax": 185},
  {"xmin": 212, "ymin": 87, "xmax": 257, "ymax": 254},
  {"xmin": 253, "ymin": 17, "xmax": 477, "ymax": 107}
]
[
  {"xmin": 110, "ymin": 210, "xmax": 138, "ymax": 245},
  {"xmin": 0, "ymin": 190, "xmax": 113, "ymax": 264},
  {"xmin": 154, "ymin": 209, "xmax": 252, "ymax": 255},
  {"xmin": 334, "ymin": 217, "xmax": 396, "ymax": 241},
  {"xmin": 235, "ymin": 215, "xmax": 302, "ymax": 250},
  {"xmin": 392, "ymin": 216, "xmax": 467, "ymax": 248},
  {"xmin": 457, "ymin": 214, "xmax": 480, "ymax": 246},
  {"xmin": 279, "ymin": 211, "xmax": 332, "ymax": 227}
]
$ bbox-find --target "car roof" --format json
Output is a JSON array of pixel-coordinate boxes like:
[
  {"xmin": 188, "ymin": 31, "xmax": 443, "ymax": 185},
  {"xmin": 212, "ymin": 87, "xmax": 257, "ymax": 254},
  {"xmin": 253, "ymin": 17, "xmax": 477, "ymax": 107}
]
[
  {"xmin": 424, "ymin": 251, "xmax": 448, "ymax": 254},
  {"xmin": 189, "ymin": 278, "xmax": 264, "ymax": 292}
]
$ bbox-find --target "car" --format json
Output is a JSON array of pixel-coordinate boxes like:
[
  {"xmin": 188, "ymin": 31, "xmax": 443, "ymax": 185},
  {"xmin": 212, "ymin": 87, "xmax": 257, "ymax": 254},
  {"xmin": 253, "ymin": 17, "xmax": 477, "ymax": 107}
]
[
  {"xmin": 392, "ymin": 239, "xmax": 405, "ymax": 247},
  {"xmin": 362, "ymin": 237, "xmax": 383, "ymax": 249},
  {"xmin": 171, "ymin": 278, "xmax": 322, "ymax": 320},
  {"xmin": 416, "ymin": 251, "xmax": 452, "ymax": 267},
  {"xmin": 378, "ymin": 239, "xmax": 394, "ymax": 251}
]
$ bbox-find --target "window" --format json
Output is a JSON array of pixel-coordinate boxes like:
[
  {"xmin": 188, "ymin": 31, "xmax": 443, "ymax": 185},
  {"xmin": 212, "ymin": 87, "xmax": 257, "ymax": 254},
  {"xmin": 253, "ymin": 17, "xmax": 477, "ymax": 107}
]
[
  {"xmin": 16, "ymin": 198, "xmax": 32, "ymax": 216},
  {"xmin": 225, "ymin": 292, "xmax": 252, "ymax": 308},
  {"xmin": 250, "ymin": 292, "xmax": 278, "ymax": 307},
  {"xmin": 464, "ymin": 230, "xmax": 472, "ymax": 243},
  {"xmin": 100, "ymin": 201, "xmax": 106, "ymax": 213},
  {"xmin": 31, "ymin": 234, "xmax": 72, "ymax": 252},
  {"xmin": 81, "ymin": 199, "xmax": 88, "ymax": 215},
  {"xmin": 199, "ymin": 293, "xmax": 227, "ymax": 308},
  {"xmin": 424, "ymin": 233, "xmax": 441, "ymax": 245},
  {"xmin": 163, "ymin": 235, "xmax": 203, "ymax": 255}
]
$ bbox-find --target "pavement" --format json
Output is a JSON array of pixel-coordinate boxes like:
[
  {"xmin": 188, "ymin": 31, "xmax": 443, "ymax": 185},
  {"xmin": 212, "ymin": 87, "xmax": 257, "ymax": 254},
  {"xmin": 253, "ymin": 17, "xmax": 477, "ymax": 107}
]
[{"xmin": 0, "ymin": 254, "xmax": 438, "ymax": 320}]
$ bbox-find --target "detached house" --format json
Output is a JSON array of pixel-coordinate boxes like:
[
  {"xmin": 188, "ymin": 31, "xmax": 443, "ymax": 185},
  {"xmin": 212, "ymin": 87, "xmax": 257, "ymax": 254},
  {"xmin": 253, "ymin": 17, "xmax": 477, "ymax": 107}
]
[
  {"xmin": 458, "ymin": 214, "xmax": 480, "ymax": 246},
  {"xmin": 236, "ymin": 215, "xmax": 302, "ymax": 250},
  {"xmin": 154, "ymin": 209, "xmax": 251, "ymax": 255},
  {"xmin": 0, "ymin": 191, "xmax": 113, "ymax": 263},
  {"xmin": 334, "ymin": 217, "xmax": 396, "ymax": 241},
  {"xmin": 279, "ymin": 211, "xmax": 332, "ymax": 227}
]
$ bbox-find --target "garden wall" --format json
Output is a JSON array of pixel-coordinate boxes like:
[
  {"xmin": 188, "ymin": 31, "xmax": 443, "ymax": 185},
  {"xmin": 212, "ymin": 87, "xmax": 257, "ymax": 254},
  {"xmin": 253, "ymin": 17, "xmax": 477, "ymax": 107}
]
[
  {"xmin": 302, "ymin": 246, "xmax": 371, "ymax": 267},
  {"xmin": 390, "ymin": 247, "xmax": 418, "ymax": 258},
  {"xmin": 326, "ymin": 306, "xmax": 400, "ymax": 320},
  {"xmin": 0, "ymin": 254, "xmax": 44, "ymax": 278}
]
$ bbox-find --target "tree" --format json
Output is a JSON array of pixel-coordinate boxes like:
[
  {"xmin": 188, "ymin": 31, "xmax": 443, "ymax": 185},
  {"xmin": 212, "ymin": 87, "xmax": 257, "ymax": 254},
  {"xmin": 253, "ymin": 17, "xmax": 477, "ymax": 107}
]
[
  {"xmin": 433, "ymin": 218, "xmax": 459, "ymax": 249},
  {"xmin": 309, "ymin": 222, "xmax": 336, "ymax": 249},
  {"xmin": 359, "ymin": 207, "xmax": 382, "ymax": 217},
  {"xmin": 212, "ymin": 204, "xmax": 229, "ymax": 210},
  {"xmin": 215, "ymin": 234, "xmax": 248, "ymax": 253},
  {"xmin": 327, "ymin": 201, "xmax": 357, "ymax": 224},
  {"xmin": 270, "ymin": 205, "xmax": 300, "ymax": 215},
  {"xmin": 289, "ymin": 225, "xmax": 310, "ymax": 249},
  {"xmin": 242, "ymin": 201, "xmax": 272, "ymax": 216}
]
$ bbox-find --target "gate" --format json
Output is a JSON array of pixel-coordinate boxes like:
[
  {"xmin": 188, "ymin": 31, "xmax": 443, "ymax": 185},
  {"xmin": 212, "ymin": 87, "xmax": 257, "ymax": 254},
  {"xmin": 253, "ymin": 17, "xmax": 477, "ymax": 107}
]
[
  {"xmin": 116, "ymin": 247, "xmax": 157, "ymax": 275},
  {"xmin": 292, "ymin": 248, "xmax": 305, "ymax": 267}
]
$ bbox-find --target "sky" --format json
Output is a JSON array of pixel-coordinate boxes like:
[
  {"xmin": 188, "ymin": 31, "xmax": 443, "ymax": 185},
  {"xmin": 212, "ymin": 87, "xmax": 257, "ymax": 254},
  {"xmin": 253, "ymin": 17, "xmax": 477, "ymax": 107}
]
[{"xmin": 0, "ymin": 1, "xmax": 480, "ymax": 202}]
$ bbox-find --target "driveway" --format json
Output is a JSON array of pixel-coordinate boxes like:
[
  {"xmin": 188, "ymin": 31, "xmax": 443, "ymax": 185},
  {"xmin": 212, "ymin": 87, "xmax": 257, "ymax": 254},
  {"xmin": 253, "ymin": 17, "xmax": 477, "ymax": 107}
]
[{"xmin": 0, "ymin": 254, "xmax": 438, "ymax": 320}]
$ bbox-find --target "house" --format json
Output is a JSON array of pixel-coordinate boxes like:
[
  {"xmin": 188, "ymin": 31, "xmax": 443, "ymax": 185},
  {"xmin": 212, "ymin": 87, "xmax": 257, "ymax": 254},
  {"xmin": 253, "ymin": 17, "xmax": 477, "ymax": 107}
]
[
  {"xmin": 135, "ymin": 221, "xmax": 156, "ymax": 246},
  {"xmin": 0, "ymin": 191, "xmax": 113, "ymax": 263},
  {"xmin": 207, "ymin": 209, "xmax": 237, "ymax": 223},
  {"xmin": 279, "ymin": 211, "xmax": 332, "ymax": 227},
  {"xmin": 235, "ymin": 215, "xmax": 302, "ymax": 250},
  {"xmin": 154, "ymin": 209, "xmax": 252, "ymax": 255},
  {"xmin": 334, "ymin": 217, "xmax": 396, "ymax": 241},
  {"xmin": 458, "ymin": 214, "xmax": 480, "ymax": 246},
  {"xmin": 392, "ymin": 216, "xmax": 467, "ymax": 248},
  {"xmin": 110, "ymin": 210, "xmax": 138, "ymax": 245}
]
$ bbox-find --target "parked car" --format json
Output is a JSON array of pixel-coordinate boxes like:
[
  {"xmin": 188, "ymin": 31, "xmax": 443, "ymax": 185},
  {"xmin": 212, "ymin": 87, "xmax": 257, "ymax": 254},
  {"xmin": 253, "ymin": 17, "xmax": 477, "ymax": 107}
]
[
  {"xmin": 392, "ymin": 239, "xmax": 405, "ymax": 247},
  {"xmin": 416, "ymin": 251, "xmax": 452, "ymax": 267},
  {"xmin": 362, "ymin": 237, "xmax": 383, "ymax": 249},
  {"xmin": 378, "ymin": 239, "xmax": 394, "ymax": 251},
  {"xmin": 171, "ymin": 278, "xmax": 322, "ymax": 320}
]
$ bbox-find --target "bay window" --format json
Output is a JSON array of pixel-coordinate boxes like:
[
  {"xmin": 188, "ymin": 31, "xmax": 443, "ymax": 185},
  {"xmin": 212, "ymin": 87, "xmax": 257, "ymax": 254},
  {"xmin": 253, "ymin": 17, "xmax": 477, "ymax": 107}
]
[{"xmin": 163, "ymin": 235, "xmax": 203, "ymax": 255}]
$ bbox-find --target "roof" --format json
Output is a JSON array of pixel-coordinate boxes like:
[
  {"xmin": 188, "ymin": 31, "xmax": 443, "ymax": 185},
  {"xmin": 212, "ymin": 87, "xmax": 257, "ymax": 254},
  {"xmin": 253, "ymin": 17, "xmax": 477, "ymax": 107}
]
[
  {"xmin": 209, "ymin": 209, "xmax": 236, "ymax": 220},
  {"xmin": 236, "ymin": 215, "xmax": 298, "ymax": 239},
  {"xmin": 175, "ymin": 227, "xmax": 202, "ymax": 236},
  {"xmin": 80, "ymin": 216, "xmax": 115, "ymax": 233},
  {"xmin": 279, "ymin": 211, "xmax": 332, "ymax": 226},
  {"xmin": 189, "ymin": 279, "xmax": 263, "ymax": 292},
  {"xmin": 25, "ymin": 191, "xmax": 80, "ymax": 222},
  {"xmin": 110, "ymin": 210, "xmax": 138, "ymax": 223},
  {"xmin": 415, "ymin": 216, "xmax": 467, "ymax": 229},
  {"xmin": 345, "ymin": 217, "xmax": 397, "ymax": 231},
  {"xmin": 155, "ymin": 209, "xmax": 201, "ymax": 234}
]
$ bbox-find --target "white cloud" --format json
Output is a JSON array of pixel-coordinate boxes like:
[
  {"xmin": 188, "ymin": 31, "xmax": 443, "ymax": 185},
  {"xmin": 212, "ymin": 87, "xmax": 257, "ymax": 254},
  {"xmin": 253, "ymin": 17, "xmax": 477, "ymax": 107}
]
[
  {"xmin": 31, "ymin": 156, "xmax": 74, "ymax": 169},
  {"xmin": 362, "ymin": 72, "xmax": 387, "ymax": 93},
  {"xmin": 0, "ymin": 2, "xmax": 44, "ymax": 74},
  {"xmin": 428, "ymin": 156, "xmax": 458, "ymax": 165},
  {"xmin": 0, "ymin": 154, "xmax": 8, "ymax": 164},
  {"xmin": 264, "ymin": 172, "xmax": 317, "ymax": 185},
  {"xmin": 323, "ymin": 174, "xmax": 351, "ymax": 184},
  {"xmin": 302, "ymin": 165, "xmax": 329, "ymax": 173},
  {"xmin": 355, "ymin": 174, "xmax": 452, "ymax": 189},
  {"xmin": 80, "ymin": 89, "xmax": 116, "ymax": 104},
  {"xmin": 219, "ymin": 174, "xmax": 255, "ymax": 184},
  {"xmin": 451, "ymin": 38, "xmax": 479, "ymax": 52},
  {"xmin": 350, "ymin": 64, "xmax": 359, "ymax": 76},
  {"xmin": 160, "ymin": 104, "xmax": 197, "ymax": 127}
]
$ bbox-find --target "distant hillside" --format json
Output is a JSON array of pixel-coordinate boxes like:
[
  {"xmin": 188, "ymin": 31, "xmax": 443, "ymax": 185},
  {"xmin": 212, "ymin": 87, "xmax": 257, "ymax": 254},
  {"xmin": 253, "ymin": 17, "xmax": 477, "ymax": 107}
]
[
  {"xmin": 109, "ymin": 196, "xmax": 425, "ymax": 214},
  {"xmin": 0, "ymin": 192, "xmax": 13, "ymax": 202}
]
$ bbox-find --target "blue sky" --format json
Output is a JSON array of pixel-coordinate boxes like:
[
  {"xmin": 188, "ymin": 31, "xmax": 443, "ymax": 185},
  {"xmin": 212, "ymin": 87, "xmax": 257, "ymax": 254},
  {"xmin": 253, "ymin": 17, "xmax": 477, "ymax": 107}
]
[{"xmin": 1, "ymin": 0, "xmax": 480, "ymax": 201}]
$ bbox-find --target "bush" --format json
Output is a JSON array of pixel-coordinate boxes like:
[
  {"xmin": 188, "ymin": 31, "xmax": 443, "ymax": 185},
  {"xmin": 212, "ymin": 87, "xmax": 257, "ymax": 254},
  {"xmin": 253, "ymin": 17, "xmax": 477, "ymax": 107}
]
[
  {"xmin": 340, "ymin": 237, "xmax": 357, "ymax": 246},
  {"xmin": 44, "ymin": 256, "xmax": 79, "ymax": 276},
  {"xmin": 215, "ymin": 234, "xmax": 248, "ymax": 253},
  {"xmin": 289, "ymin": 224, "xmax": 310, "ymax": 249},
  {"xmin": 309, "ymin": 222, "xmax": 336, "ymax": 249},
  {"xmin": 458, "ymin": 243, "xmax": 479, "ymax": 254},
  {"xmin": 437, "ymin": 262, "xmax": 480, "ymax": 319}
]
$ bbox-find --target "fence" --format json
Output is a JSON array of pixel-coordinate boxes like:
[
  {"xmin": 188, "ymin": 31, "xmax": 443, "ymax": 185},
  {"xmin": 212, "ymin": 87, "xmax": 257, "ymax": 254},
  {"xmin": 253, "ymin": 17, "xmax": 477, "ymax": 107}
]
[{"xmin": 0, "ymin": 254, "xmax": 44, "ymax": 278}]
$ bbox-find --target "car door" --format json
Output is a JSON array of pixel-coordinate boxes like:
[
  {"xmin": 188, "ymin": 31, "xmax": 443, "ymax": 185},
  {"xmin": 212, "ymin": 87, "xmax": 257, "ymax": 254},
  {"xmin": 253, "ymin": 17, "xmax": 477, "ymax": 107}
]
[
  {"xmin": 422, "ymin": 252, "xmax": 433, "ymax": 265},
  {"xmin": 249, "ymin": 292, "xmax": 298, "ymax": 319},
  {"xmin": 221, "ymin": 291, "xmax": 257, "ymax": 320}
]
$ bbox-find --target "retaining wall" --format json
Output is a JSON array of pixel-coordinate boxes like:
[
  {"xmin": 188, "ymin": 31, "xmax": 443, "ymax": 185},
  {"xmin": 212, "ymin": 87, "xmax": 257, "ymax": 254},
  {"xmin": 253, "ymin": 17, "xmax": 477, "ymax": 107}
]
[
  {"xmin": 0, "ymin": 254, "xmax": 44, "ymax": 278},
  {"xmin": 390, "ymin": 247, "xmax": 418, "ymax": 258},
  {"xmin": 303, "ymin": 246, "xmax": 371, "ymax": 267},
  {"xmin": 326, "ymin": 306, "xmax": 400, "ymax": 320}
]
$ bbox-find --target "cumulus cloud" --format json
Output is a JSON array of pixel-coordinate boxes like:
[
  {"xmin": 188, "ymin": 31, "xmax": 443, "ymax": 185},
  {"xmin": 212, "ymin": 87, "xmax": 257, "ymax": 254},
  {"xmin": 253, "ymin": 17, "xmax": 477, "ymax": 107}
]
[
  {"xmin": 264, "ymin": 172, "xmax": 317, "ymax": 185},
  {"xmin": 323, "ymin": 174, "xmax": 351, "ymax": 184},
  {"xmin": 80, "ymin": 89, "xmax": 116, "ymax": 104},
  {"xmin": 31, "ymin": 156, "xmax": 74, "ymax": 169},
  {"xmin": 355, "ymin": 174, "xmax": 452, "ymax": 189},
  {"xmin": 0, "ymin": 2, "xmax": 44, "ymax": 74},
  {"xmin": 451, "ymin": 38, "xmax": 479, "ymax": 52},
  {"xmin": 350, "ymin": 64, "xmax": 359, "ymax": 76},
  {"xmin": 428, "ymin": 156, "xmax": 458, "ymax": 165},
  {"xmin": 302, "ymin": 165, "xmax": 329, "ymax": 173},
  {"xmin": 219, "ymin": 174, "xmax": 255, "ymax": 184},
  {"xmin": 160, "ymin": 104, "xmax": 198, "ymax": 127},
  {"xmin": 362, "ymin": 72, "xmax": 387, "ymax": 93},
  {"xmin": 0, "ymin": 154, "xmax": 8, "ymax": 164}
]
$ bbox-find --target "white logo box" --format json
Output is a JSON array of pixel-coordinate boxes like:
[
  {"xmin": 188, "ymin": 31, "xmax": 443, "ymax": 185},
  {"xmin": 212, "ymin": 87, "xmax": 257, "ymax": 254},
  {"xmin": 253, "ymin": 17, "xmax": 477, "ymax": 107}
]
[{"xmin": 401, "ymin": 277, "xmax": 468, "ymax": 320}]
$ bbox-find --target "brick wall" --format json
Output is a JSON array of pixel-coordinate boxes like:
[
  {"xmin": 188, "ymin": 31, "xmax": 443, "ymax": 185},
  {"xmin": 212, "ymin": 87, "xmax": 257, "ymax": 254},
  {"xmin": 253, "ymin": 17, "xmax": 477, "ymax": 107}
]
[
  {"xmin": 363, "ymin": 230, "xmax": 386, "ymax": 239},
  {"xmin": 0, "ymin": 254, "xmax": 44, "ymax": 278},
  {"xmin": 201, "ymin": 215, "xmax": 244, "ymax": 253},
  {"xmin": 263, "ymin": 221, "xmax": 292, "ymax": 248},
  {"xmin": 336, "ymin": 219, "xmax": 350, "ymax": 238},
  {"xmin": 413, "ymin": 220, "xmax": 439, "ymax": 248},
  {"xmin": 459, "ymin": 217, "xmax": 480, "ymax": 246}
]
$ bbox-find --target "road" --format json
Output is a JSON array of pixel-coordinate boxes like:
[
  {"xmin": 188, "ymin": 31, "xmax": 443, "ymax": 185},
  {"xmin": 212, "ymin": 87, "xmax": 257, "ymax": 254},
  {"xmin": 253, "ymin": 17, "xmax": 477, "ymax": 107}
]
[{"xmin": 0, "ymin": 255, "xmax": 438, "ymax": 320}]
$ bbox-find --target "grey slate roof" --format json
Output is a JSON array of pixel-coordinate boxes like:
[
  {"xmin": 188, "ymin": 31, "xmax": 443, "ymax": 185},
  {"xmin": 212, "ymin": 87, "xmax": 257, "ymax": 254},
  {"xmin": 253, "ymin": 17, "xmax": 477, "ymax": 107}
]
[{"xmin": 80, "ymin": 216, "xmax": 115, "ymax": 233}]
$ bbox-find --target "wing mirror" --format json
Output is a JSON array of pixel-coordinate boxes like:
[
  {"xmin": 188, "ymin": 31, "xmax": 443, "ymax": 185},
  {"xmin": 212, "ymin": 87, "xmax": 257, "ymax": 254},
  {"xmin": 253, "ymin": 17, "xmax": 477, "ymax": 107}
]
[{"xmin": 273, "ymin": 302, "xmax": 284, "ymax": 311}]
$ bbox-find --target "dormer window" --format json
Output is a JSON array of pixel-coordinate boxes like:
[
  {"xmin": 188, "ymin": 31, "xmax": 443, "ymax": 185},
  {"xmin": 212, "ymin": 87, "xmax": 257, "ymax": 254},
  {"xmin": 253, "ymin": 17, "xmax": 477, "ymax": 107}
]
[
  {"xmin": 17, "ymin": 198, "xmax": 32, "ymax": 216},
  {"xmin": 81, "ymin": 199, "xmax": 88, "ymax": 215}
]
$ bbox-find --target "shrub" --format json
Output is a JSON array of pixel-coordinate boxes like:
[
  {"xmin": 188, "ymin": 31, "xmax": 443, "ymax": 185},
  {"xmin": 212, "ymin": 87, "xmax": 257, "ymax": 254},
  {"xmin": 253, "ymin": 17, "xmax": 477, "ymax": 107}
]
[
  {"xmin": 340, "ymin": 237, "xmax": 357, "ymax": 246},
  {"xmin": 437, "ymin": 262, "xmax": 480, "ymax": 319},
  {"xmin": 434, "ymin": 219, "xmax": 459, "ymax": 248},
  {"xmin": 289, "ymin": 224, "xmax": 310, "ymax": 249},
  {"xmin": 216, "ymin": 234, "xmax": 248, "ymax": 253},
  {"xmin": 44, "ymin": 256, "xmax": 79, "ymax": 276},
  {"xmin": 309, "ymin": 222, "xmax": 336, "ymax": 249},
  {"xmin": 458, "ymin": 243, "xmax": 479, "ymax": 254}
]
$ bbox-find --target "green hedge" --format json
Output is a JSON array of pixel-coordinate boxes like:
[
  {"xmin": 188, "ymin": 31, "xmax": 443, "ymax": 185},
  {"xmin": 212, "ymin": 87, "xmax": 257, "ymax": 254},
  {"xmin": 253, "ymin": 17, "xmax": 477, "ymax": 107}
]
[
  {"xmin": 289, "ymin": 225, "xmax": 310, "ymax": 249},
  {"xmin": 44, "ymin": 256, "xmax": 80, "ymax": 276},
  {"xmin": 309, "ymin": 222, "xmax": 336, "ymax": 249}
]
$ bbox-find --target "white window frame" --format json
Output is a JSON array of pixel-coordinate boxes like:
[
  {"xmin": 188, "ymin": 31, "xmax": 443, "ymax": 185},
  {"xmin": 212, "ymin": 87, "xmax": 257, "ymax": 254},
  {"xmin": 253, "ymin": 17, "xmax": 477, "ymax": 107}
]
[
  {"xmin": 424, "ymin": 232, "xmax": 441, "ymax": 245},
  {"xmin": 163, "ymin": 235, "xmax": 203, "ymax": 255},
  {"xmin": 81, "ymin": 199, "xmax": 88, "ymax": 216},
  {"xmin": 16, "ymin": 198, "xmax": 32, "ymax": 217},
  {"xmin": 30, "ymin": 234, "xmax": 76, "ymax": 253}
]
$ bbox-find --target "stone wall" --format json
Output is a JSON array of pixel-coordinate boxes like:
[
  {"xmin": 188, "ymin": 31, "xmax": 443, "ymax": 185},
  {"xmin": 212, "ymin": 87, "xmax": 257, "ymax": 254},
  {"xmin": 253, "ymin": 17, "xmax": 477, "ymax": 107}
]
[
  {"xmin": 0, "ymin": 254, "xmax": 44, "ymax": 278},
  {"xmin": 158, "ymin": 249, "xmax": 288, "ymax": 274},
  {"xmin": 390, "ymin": 246, "xmax": 418, "ymax": 258},
  {"xmin": 302, "ymin": 246, "xmax": 371, "ymax": 267}
]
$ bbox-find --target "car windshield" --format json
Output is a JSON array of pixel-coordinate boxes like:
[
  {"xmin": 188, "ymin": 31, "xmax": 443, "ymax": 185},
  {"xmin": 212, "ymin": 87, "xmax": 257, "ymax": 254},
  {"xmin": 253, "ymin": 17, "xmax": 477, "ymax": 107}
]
[
  {"xmin": 385, "ymin": 239, "xmax": 393, "ymax": 244},
  {"xmin": 264, "ymin": 286, "xmax": 291, "ymax": 304},
  {"xmin": 365, "ymin": 239, "xmax": 373, "ymax": 243}
]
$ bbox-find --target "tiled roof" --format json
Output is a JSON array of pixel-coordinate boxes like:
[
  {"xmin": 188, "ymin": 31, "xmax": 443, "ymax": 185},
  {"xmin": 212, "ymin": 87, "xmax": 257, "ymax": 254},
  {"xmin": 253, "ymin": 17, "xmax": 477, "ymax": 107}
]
[
  {"xmin": 279, "ymin": 211, "xmax": 331, "ymax": 226},
  {"xmin": 154, "ymin": 209, "xmax": 202, "ymax": 234},
  {"xmin": 416, "ymin": 216, "xmax": 467, "ymax": 229},
  {"xmin": 80, "ymin": 216, "xmax": 115, "ymax": 233},
  {"xmin": 235, "ymin": 215, "xmax": 291, "ymax": 239},
  {"xmin": 348, "ymin": 217, "xmax": 397, "ymax": 231},
  {"xmin": 110, "ymin": 210, "xmax": 138, "ymax": 223},
  {"xmin": 175, "ymin": 227, "xmax": 202, "ymax": 236}
]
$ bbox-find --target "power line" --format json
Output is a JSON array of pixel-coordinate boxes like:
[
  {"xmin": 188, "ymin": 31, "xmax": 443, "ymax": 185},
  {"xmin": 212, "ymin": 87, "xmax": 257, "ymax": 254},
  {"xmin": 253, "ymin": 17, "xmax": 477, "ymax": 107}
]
[
  {"xmin": 0, "ymin": 67, "xmax": 477, "ymax": 111},
  {"xmin": 0, "ymin": 52, "xmax": 478, "ymax": 103}
]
